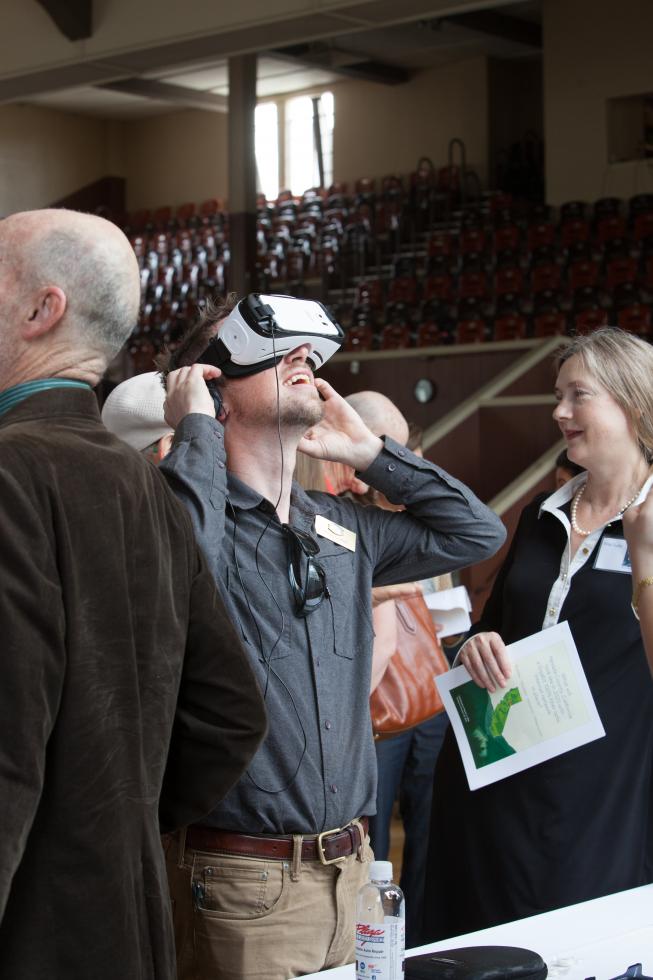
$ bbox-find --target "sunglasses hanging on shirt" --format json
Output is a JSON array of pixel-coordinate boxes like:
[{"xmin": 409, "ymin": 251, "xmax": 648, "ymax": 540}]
[{"xmin": 283, "ymin": 525, "xmax": 328, "ymax": 617}]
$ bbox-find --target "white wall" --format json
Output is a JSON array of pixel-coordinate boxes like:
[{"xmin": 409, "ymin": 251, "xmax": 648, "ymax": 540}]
[
  {"xmin": 544, "ymin": 0, "xmax": 653, "ymax": 205},
  {"xmin": 332, "ymin": 58, "xmax": 488, "ymax": 188},
  {"xmin": 122, "ymin": 110, "xmax": 228, "ymax": 211},
  {"xmin": 0, "ymin": 105, "xmax": 121, "ymax": 214}
]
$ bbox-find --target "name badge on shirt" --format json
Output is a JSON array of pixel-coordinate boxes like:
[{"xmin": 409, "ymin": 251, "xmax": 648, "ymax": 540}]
[
  {"xmin": 315, "ymin": 514, "xmax": 357, "ymax": 552},
  {"xmin": 593, "ymin": 536, "xmax": 631, "ymax": 574}
]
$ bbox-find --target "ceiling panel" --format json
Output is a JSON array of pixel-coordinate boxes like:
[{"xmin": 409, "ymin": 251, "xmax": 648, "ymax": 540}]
[{"xmin": 25, "ymin": 86, "xmax": 174, "ymax": 118}]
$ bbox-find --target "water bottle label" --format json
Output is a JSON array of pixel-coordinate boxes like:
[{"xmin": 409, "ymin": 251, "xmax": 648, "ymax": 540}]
[{"xmin": 355, "ymin": 920, "xmax": 405, "ymax": 980}]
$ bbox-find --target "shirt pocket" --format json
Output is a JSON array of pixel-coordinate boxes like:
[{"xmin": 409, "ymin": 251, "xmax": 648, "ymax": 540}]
[{"xmin": 321, "ymin": 550, "xmax": 374, "ymax": 661}]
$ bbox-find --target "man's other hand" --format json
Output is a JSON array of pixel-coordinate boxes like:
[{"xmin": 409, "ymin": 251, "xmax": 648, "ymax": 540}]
[
  {"xmin": 164, "ymin": 364, "xmax": 222, "ymax": 429},
  {"xmin": 297, "ymin": 378, "xmax": 383, "ymax": 470}
]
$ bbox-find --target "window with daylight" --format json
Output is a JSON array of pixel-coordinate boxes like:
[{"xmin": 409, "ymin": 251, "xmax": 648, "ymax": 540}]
[
  {"xmin": 285, "ymin": 91, "xmax": 334, "ymax": 196},
  {"xmin": 255, "ymin": 92, "xmax": 334, "ymax": 200}
]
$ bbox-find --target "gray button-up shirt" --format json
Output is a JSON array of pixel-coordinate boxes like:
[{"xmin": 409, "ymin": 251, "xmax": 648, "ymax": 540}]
[{"xmin": 160, "ymin": 414, "xmax": 505, "ymax": 833}]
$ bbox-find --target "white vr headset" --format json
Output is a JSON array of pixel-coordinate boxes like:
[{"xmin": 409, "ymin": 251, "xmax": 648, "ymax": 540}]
[{"xmin": 197, "ymin": 293, "xmax": 345, "ymax": 378}]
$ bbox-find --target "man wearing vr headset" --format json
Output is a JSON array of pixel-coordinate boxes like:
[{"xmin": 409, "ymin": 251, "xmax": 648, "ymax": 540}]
[{"xmin": 152, "ymin": 293, "xmax": 506, "ymax": 980}]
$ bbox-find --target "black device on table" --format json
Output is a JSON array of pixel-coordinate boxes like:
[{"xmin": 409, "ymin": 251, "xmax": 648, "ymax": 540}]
[{"xmin": 404, "ymin": 946, "xmax": 547, "ymax": 979}]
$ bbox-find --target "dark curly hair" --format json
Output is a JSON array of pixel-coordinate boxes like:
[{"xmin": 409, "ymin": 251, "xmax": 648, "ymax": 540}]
[{"xmin": 154, "ymin": 293, "xmax": 238, "ymax": 381}]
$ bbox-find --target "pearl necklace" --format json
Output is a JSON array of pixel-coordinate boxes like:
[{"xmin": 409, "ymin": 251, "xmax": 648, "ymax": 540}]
[{"xmin": 570, "ymin": 481, "xmax": 643, "ymax": 536}]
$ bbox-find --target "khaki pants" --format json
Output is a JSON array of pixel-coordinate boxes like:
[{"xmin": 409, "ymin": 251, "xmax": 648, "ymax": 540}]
[{"xmin": 164, "ymin": 830, "xmax": 373, "ymax": 980}]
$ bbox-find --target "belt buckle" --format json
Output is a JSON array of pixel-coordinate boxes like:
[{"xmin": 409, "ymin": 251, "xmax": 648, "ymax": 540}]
[{"xmin": 317, "ymin": 826, "xmax": 343, "ymax": 865}]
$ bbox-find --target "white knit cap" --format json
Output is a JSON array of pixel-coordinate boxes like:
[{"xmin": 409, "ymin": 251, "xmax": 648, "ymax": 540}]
[{"xmin": 101, "ymin": 371, "xmax": 173, "ymax": 451}]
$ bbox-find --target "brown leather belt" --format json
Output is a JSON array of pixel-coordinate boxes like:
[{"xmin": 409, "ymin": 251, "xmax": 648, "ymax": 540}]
[{"xmin": 185, "ymin": 817, "xmax": 368, "ymax": 866}]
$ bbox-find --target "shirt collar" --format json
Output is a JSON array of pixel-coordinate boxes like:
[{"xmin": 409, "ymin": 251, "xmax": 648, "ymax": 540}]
[
  {"xmin": 226, "ymin": 473, "xmax": 319, "ymax": 525},
  {"xmin": 539, "ymin": 471, "xmax": 587, "ymax": 517},
  {"xmin": 0, "ymin": 378, "xmax": 90, "ymax": 419},
  {"xmin": 539, "ymin": 471, "xmax": 653, "ymax": 521}
]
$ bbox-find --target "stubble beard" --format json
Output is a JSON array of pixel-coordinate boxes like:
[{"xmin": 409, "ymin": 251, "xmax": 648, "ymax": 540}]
[
  {"xmin": 279, "ymin": 397, "xmax": 323, "ymax": 432},
  {"xmin": 232, "ymin": 390, "xmax": 323, "ymax": 432}
]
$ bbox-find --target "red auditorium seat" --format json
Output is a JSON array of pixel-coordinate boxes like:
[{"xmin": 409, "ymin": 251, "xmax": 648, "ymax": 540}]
[
  {"xmin": 387, "ymin": 277, "xmax": 418, "ymax": 305},
  {"xmin": 486, "ymin": 191, "xmax": 513, "ymax": 212},
  {"xmin": 573, "ymin": 309, "xmax": 608, "ymax": 334},
  {"xmin": 493, "ymin": 225, "xmax": 521, "ymax": 252},
  {"xmin": 532, "ymin": 263, "xmax": 562, "ymax": 292},
  {"xmin": 437, "ymin": 165, "xmax": 461, "ymax": 193},
  {"xmin": 495, "ymin": 267, "xmax": 523, "ymax": 295},
  {"xmin": 382, "ymin": 174, "xmax": 404, "ymax": 197},
  {"xmin": 456, "ymin": 318, "xmax": 486, "ymax": 343},
  {"xmin": 533, "ymin": 312, "xmax": 567, "ymax": 337},
  {"xmin": 355, "ymin": 279, "xmax": 384, "ymax": 309},
  {"xmin": 152, "ymin": 206, "xmax": 172, "ymax": 228},
  {"xmin": 633, "ymin": 212, "xmax": 653, "ymax": 241},
  {"xmin": 416, "ymin": 321, "xmax": 444, "ymax": 347},
  {"xmin": 127, "ymin": 209, "xmax": 151, "ymax": 232},
  {"xmin": 459, "ymin": 270, "xmax": 488, "ymax": 299},
  {"xmin": 460, "ymin": 228, "xmax": 486, "ymax": 255},
  {"xmin": 568, "ymin": 259, "xmax": 599, "ymax": 291},
  {"xmin": 493, "ymin": 314, "xmax": 527, "ymax": 341},
  {"xmin": 642, "ymin": 255, "xmax": 653, "ymax": 291},
  {"xmin": 176, "ymin": 202, "xmax": 196, "ymax": 223},
  {"xmin": 560, "ymin": 201, "xmax": 587, "ymax": 221},
  {"xmin": 606, "ymin": 256, "xmax": 637, "ymax": 289},
  {"xmin": 617, "ymin": 303, "xmax": 651, "ymax": 336},
  {"xmin": 560, "ymin": 219, "xmax": 590, "ymax": 248},
  {"xmin": 130, "ymin": 235, "xmax": 145, "ymax": 259},
  {"xmin": 427, "ymin": 232, "xmax": 455, "ymax": 258},
  {"xmin": 593, "ymin": 197, "xmax": 622, "ymax": 221},
  {"xmin": 276, "ymin": 189, "xmax": 295, "ymax": 205},
  {"xmin": 343, "ymin": 326, "xmax": 374, "ymax": 352},
  {"xmin": 199, "ymin": 198, "xmax": 224, "ymax": 217},
  {"xmin": 380, "ymin": 324, "xmax": 412, "ymax": 349},
  {"xmin": 596, "ymin": 214, "xmax": 627, "ymax": 244},
  {"xmin": 527, "ymin": 222, "xmax": 555, "ymax": 250},
  {"xmin": 424, "ymin": 273, "xmax": 454, "ymax": 302}
]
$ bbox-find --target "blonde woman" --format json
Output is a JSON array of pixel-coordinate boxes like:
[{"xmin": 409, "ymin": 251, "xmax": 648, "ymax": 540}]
[{"xmin": 423, "ymin": 327, "xmax": 653, "ymax": 941}]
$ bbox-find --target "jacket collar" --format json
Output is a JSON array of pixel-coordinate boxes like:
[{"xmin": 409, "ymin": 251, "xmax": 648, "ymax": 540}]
[{"xmin": 0, "ymin": 385, "xmax": 101, "ymax": 428}]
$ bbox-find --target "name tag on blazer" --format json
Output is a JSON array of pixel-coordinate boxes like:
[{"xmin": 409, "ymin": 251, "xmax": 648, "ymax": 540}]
[{"xmin": 593, "ymin": 536, "xmax": 631, "ymax": 574}]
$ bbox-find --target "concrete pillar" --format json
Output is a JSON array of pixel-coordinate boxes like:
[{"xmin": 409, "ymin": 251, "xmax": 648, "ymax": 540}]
[{"xmin": 228, "ymin": 54, "xmax": 258, "ymax": 297}]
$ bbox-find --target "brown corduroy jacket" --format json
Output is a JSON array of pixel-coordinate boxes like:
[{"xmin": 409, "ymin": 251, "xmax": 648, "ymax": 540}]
[{"xmin": 0, "ymin": 387, "xmax": 266, "ymax": 980}]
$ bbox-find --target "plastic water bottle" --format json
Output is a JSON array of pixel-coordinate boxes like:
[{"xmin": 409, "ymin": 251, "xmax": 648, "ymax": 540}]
[{"xmin": 355, "ymin": 860, "xmax": 405, "ymax": 980}]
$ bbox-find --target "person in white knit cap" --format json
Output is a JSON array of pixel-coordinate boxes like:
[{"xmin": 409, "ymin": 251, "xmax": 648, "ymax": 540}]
[{"xmin": 101, "ymin": 371, "xmax": 174, "ymax": 459}]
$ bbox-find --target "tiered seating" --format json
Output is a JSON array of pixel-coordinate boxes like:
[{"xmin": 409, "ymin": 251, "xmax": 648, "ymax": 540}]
[
  {"xmin": 121, "ymin": 200, "xmax": 228, "ymax": 368},
  {"xmin": 336, "ymin": 192, "xmax": 653, "ymax": 349},
  {"xmin": 120, "ymin": 179, "xmax": 653, "ymax": 368}
]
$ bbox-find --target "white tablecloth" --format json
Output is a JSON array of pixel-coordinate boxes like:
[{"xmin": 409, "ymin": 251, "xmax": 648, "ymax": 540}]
[{"xmin": 301, "ymin": 884, "xmax": 653, "ymax": 979}]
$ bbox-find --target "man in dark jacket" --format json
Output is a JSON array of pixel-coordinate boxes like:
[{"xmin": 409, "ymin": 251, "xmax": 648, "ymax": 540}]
[{"xmin": 0, "ymin": 208, "xmax": 267, "ymax": 980}]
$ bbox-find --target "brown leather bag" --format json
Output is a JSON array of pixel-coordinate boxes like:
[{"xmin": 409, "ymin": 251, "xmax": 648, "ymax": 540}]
[{"xmin": 369, "ymin": 594, "xmax": 449, "ymax": 740}]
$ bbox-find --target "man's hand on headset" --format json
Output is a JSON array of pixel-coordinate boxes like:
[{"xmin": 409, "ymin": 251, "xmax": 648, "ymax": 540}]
[
  {"xmin": 164, "ymin": 364, "xmax": 223, "ymax": 429},
  {"xmin": 297, "ymin": 378, "xmax": 382, "ymax": 470}
]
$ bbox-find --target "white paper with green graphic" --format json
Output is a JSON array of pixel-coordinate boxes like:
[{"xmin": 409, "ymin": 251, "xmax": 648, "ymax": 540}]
[{"xmin": 435, "ymin": 621, "xmax": 605, "ymax": 790}]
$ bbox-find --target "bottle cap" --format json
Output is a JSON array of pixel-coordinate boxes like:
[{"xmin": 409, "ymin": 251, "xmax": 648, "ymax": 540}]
[{"xmin": 369, "ymin": 860, "xmax": 393, "ymax": 882}]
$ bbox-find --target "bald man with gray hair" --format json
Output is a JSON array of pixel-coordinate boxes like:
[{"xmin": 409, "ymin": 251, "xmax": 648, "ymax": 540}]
[{"xmin": 0, "ymin": 209, "xmax": 265, "ymax": 980}]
